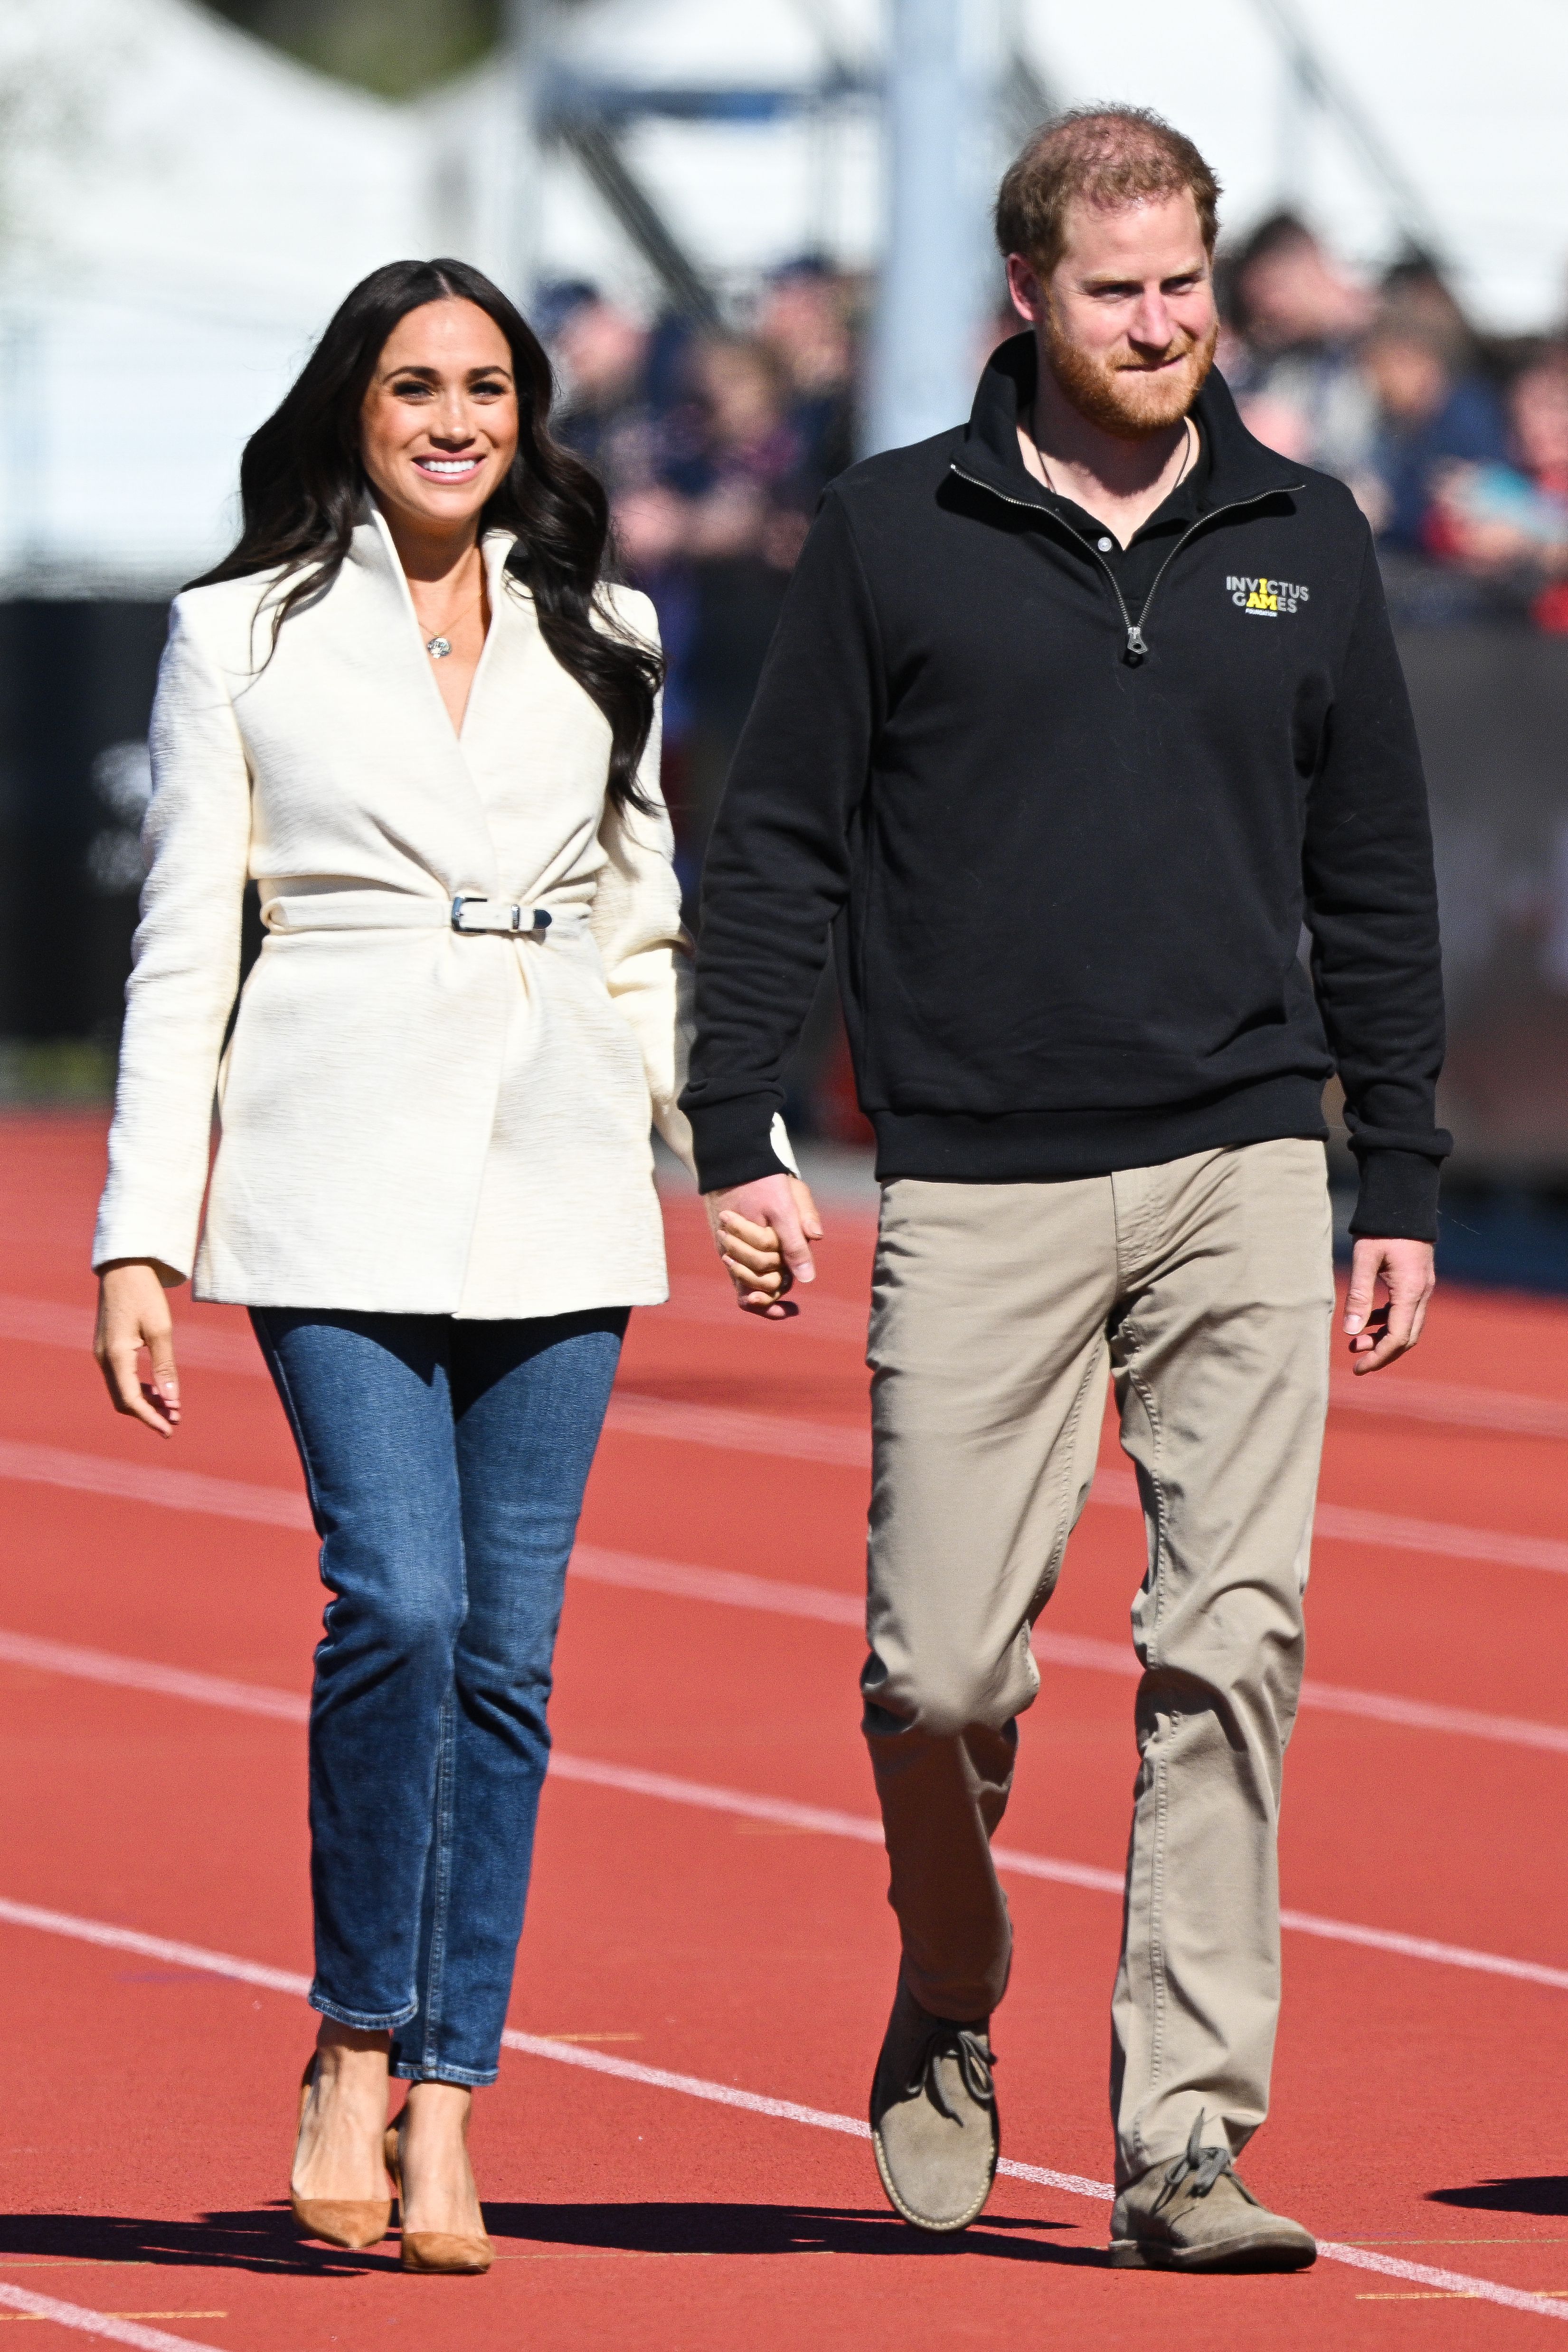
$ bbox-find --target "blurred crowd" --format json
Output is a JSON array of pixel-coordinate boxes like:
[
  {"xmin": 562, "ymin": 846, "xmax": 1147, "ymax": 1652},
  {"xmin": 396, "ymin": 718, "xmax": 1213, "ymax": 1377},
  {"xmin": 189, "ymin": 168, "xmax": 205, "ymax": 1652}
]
[
  {"xmin": 542, "ymin": 259, "xmax": 867, "ymax": 1135},
  {"xmin": 542, "ymin": 262, "xmax": 861, "ymax": 911},
  {"xmin": 546, "ymin": 228, "xmax": 1568, "ymax": 894},
  {"xmin": 1219, "ymin": 211, "xmax": 1568, "ymax": 633},
  {"xmin": 541, "ymin": 227, "xmax": 1568, "ymax": 1131}
]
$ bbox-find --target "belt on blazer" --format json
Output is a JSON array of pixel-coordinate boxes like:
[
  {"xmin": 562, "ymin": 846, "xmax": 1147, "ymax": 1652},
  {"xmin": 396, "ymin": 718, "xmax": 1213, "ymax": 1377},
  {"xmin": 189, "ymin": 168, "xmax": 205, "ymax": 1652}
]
[{"xmin": 259, "ymin": 888, "xmax": 591, "ymax": 939}]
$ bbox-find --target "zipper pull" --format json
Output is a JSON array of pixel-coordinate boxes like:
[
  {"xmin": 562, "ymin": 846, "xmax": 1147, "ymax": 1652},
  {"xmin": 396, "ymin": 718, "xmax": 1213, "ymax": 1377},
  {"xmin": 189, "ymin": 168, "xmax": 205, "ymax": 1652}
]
[{"xmin": 1124, "ymin": 624, "xmax": 1147, "ymax": 664}]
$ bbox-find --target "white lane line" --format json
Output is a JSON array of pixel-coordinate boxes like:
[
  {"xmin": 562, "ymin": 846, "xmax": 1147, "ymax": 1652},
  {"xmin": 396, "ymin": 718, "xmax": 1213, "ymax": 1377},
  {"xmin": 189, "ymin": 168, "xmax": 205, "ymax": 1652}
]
[
  {"xmin": 7, "ymin": 1506, "xmax": 1561, "ymax": 1759},
  {"xmin": 0, "ymin": 1899, "xmax": 306, "ymax": 1997},
  {"xmin": 13, "ymin": 1418, "xmax": 1568, "ymax": 1588},
  {"xmin": 17, "ymin": 1288, "xmax": 1568, "ymax": 1446},
  {"xmin": 1266, "ymin": 1905, "xmax": 1568, "ymax": 1992},
  {"xmin": 576, "ymin": 1545, "xmax": 867, "ymax": 1627},
  {"xmin": 1326, "ymin": 1374, "xmax": 1568, "ymax": 1442},
  {"xmin": 1314, "ymin": 2243, "xmax": 1568, "ymax": 2316},
  {"xmin": 604, "ymin": 1405, "xmax": 1568, "ymax": 1578},
  {"xmin": 1308, "ymin": 1499, "xmax": 1568, "ymax": 1577},
  {"xmin": 547, "ymin": 1754, "xmax": 1130, "ymax": 1899},
  {"xmin": 10, "ymin": 1282, "xmax": 1568, "ymax": 1574},
  {"xmin": 548, "ymin": 1755, "xmax": 1568, "ymax": 1992},
  {"xmin": 2, "ymin": 1630, "xmax": 1565, "ymax": 1991},
  {"xmin": 0, "ymin": 2286, "xmax": 227, "ymax": 2351},
  {"xmin": 607, "ymin": 1393, "xmax": 871, "ymax": 1465},
  {"xmin": 657, "ymin": 1283, "xmax": 1568, "ymax": 1461},
  {"xmin": 0, "ymin": 1299, "xmax": 260, "ymax": 1380},
  {"xmin": 570, "ymin": 1545, "xmax": 1568, "ymax": 1757},
  {"xmin": 658, "ymin": 1285, "xmax": 1568, "ymax": 1446},
  {"xmin": 0, "ymin": 1442, "xmax": 310, "ymax": 1532},
  {"xmin": 500, "ymin": 2027, "xmax": 1110, "ymax": 2199},
  {"xmin": 0, "ymin": 1629, "xmax": 310, "ymax": 1722},
  {"xmin": 0, "ymin": 1902, "xmax": 1560, "ymax": 2324}
]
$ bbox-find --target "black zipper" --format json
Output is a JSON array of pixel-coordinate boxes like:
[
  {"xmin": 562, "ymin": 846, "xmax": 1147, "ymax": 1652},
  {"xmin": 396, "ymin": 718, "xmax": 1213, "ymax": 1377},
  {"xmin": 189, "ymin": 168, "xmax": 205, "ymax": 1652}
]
[{"xmin": 947, "ymin": 462, "xmax": 1304, "ymax": 665}]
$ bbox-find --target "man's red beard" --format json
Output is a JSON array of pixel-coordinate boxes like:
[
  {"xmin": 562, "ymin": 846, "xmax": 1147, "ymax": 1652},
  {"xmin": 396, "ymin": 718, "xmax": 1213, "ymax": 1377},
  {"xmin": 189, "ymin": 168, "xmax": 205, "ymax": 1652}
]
[{"xmin": 1043, "ymin": 307, "xmax": 1219, "ymax": 440}]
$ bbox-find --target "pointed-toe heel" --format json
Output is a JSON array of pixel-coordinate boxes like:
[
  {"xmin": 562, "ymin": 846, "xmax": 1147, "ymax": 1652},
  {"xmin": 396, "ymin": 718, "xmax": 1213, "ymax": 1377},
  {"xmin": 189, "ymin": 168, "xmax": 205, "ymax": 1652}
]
[
  {"xmin": 385, "ymin": 2108, "xmax": 493, "ymax": 2274},
  {"xmin": 290, "ymin": 2058, "xmax": 392, "ymax": 2252},
  {"xmin": 400, "ymin": 2230, "xmax": 493, "ymax": 2274}
]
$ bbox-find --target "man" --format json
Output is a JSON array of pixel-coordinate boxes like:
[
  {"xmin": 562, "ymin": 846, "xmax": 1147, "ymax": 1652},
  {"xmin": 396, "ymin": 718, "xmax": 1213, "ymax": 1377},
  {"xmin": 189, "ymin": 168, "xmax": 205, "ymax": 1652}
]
[{"xmin": 685, "ymin": 108, "xmax": 1446, "ymax": 2271}]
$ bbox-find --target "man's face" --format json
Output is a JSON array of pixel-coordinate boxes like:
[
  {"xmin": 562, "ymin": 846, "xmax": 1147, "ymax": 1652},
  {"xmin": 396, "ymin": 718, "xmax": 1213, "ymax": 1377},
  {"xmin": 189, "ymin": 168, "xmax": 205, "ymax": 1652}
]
[{"xmin": 1007, "ymin": 191, "xmax": 1219, "ymax": 439}]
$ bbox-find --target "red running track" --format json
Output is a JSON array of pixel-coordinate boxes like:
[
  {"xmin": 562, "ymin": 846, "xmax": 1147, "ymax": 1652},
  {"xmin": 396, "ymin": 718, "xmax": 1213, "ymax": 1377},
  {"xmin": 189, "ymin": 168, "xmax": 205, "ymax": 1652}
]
[{"xmin": 2, "ymin": 1110, "xmax": 1568, "ymax": 2350}]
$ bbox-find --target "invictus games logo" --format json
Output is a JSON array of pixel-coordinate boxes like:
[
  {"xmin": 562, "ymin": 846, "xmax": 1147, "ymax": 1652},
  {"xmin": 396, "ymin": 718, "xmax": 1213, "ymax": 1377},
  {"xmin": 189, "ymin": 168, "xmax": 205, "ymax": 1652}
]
[{"xmin": 1228, "ymin": 574, "xmax": 1308, "ymax": 616}]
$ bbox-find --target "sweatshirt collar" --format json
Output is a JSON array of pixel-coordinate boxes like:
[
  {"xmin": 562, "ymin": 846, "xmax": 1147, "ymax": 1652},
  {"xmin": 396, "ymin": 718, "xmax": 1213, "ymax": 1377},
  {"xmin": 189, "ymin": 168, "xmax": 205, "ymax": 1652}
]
[{"xmin": 958, "ymin": 330, "xmax": 1303, "ymax": 511}]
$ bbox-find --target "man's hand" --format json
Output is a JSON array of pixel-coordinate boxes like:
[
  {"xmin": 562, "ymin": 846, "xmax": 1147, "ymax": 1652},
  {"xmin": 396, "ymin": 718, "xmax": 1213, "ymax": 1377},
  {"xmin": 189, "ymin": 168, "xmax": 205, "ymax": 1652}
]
[
  {"xmin": 1343, "ymin": 1237, "xmax": 1436, "ymax": 1374},
  {"xmin": 94, "ymin": 1258, "xmax": 183, "ymax": 1435},
  {"xmin": 704, "ymin": 1175, "xmax": 824, "ymax": 1319}
]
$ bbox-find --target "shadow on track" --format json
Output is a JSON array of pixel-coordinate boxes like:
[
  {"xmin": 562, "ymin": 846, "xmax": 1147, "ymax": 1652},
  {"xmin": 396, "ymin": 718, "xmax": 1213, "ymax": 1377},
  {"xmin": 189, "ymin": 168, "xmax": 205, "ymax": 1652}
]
[
  {"xmin": 1429, "ymin": 2179, "xmax": 1568, "ymax": 2216},
  {"xmin": 0, "ymin": 2205, "xmax": 397, "ymax": 2276},
  {"xmin": 482, "ymin": 2202, "xmax": 1107, "ymax": 2264},
  {"xmin": 0, "ymin": 2203, "xmax": 1110, "ymax": 2270}
]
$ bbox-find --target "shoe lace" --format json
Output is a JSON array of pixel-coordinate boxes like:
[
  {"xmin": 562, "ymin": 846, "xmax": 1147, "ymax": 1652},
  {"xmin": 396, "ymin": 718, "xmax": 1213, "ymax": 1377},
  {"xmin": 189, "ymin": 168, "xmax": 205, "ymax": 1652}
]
[
  {"xmin": 1156, "ymin": 2113, "xmax": 1235, "ymax": 2204},
  {"xmin": 911, "ymin": 2024, "xmax": 996, "ymax": 2125}
]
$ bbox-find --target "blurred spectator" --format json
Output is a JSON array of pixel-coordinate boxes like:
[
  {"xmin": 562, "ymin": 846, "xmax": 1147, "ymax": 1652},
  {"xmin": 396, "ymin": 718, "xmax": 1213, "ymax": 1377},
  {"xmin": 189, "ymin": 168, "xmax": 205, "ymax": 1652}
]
[
  {"xmin": 1361, "ymin": 311, "xmax": 1509, "ymax": 551},
  {"xmin": 538, "ymin": 283, "xmax": 701, "ymax": 892},
  {"xmin": 1424, "ymin": 344, "xmax": 1568, "ymax": 627},
  {"xmin": 1224, "ymin": 211, "xmax": 1379, "ymax": 491},
  {"xmin": 654, "ymin": 334, "xmax": 812, "ymax": 559},
  {"xmin": 617, "ymin": 334, "xmax": 818, "ymax": 883},
  {"xmin": 544, "ymin": 280, "xmax": 652, "ymax": 478},
  {"xmin": 1514, "ymin": 347, "xmax": 1568, "ymax": 502},
  {"xmin": 1379, "ymin": 255, "xmax": 1479, "ymax": 363},
  {"xmin": 755, "ymin": 255, "xmax": 859, "ymax": 488},
  {"xmin": 612, "ymin": 294, "xmax": 866, "ymax": 1123}
]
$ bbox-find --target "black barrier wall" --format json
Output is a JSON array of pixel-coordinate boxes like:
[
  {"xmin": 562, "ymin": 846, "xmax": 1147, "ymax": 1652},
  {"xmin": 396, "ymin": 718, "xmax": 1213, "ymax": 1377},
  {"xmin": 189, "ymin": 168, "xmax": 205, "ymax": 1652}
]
[
  {"xmin": 0, "ymin": 602, "xmax": 171, "ymax": 1048},
  {"xmin": 1405, "ymin": 629, "xmax": 1568, "ymax": 1178},
  {"xmin": 3, "ymin": 600, "xmax": 1568, "ymax": 1185}
]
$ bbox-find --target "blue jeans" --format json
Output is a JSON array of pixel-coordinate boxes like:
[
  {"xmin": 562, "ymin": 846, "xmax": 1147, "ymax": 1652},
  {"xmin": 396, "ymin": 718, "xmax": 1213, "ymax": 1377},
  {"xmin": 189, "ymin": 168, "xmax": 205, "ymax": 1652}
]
[{"xmin": 251, "ymin": 1306, "xmax": 626, "ymax": 2086}]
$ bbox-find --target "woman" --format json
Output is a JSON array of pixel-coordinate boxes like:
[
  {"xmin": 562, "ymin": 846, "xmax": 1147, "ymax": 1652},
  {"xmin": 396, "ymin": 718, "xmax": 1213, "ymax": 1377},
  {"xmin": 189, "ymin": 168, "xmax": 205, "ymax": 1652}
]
[{"xmin": 91, "ymin": 257, "xmax": 720, "ymax": 2273}]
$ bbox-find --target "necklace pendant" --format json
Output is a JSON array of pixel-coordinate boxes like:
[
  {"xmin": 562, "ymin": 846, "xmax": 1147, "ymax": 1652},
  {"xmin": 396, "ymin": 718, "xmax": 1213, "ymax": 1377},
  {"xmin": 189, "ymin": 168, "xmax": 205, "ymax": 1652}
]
[{"xmin": 426, "ymin": 635, "xmax": 452, "ymax": 660}]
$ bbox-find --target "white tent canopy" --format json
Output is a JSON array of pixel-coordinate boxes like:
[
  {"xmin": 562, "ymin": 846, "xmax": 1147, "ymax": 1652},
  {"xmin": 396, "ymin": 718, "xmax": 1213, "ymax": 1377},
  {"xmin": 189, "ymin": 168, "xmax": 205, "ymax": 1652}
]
[{"xmin": 0, "ymin": 0, "xmax": 1564, "ymax": 592}]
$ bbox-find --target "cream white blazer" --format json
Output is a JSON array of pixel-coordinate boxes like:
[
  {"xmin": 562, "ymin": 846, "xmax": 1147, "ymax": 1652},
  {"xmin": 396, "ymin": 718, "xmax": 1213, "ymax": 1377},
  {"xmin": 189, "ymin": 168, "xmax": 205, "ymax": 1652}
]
[{"xmin": 93, "ymin": 510, "xmax": 695, "ymax": 1318}]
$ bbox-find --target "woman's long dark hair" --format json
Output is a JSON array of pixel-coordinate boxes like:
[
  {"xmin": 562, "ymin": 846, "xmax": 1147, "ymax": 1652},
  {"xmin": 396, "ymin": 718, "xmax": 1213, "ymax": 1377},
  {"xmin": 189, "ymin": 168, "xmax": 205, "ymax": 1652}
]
[{"xmin": 189, "ymin": 258, "xmax": 661, "ymax": 814}]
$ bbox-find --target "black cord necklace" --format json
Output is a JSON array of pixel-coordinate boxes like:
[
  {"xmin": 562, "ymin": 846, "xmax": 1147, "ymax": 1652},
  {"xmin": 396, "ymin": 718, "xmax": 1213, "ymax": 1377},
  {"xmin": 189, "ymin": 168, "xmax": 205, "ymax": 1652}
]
[{"xmin": 1029, "ymin": 412, "xmax": 1196, "ymax": 511}]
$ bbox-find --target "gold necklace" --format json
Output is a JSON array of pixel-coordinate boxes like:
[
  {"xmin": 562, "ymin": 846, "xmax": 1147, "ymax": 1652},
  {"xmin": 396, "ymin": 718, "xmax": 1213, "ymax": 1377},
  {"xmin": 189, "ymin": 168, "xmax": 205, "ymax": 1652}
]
[{"xmin": 422, "ymin": 585, "xmax": 483, "ymax": 661}]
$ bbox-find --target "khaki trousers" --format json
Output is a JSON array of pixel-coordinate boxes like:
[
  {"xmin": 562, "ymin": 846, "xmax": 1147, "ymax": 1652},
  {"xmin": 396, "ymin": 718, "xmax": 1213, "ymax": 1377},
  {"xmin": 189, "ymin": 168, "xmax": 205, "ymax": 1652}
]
[{"xmin": 862, "ymin": 1139, "xmax": 1333, "ymax": 2185}]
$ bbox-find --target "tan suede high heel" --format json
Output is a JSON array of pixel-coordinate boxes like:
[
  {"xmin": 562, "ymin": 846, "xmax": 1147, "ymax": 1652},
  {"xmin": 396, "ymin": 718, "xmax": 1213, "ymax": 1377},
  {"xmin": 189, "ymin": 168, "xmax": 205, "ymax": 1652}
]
[
  {"xmin": 290, "ymin": 2058, "xmax": 392, "ymax": 2251},
  {"xmin": 384, "ymin": 2105, "xmax": 493, "ymax": 2274}
]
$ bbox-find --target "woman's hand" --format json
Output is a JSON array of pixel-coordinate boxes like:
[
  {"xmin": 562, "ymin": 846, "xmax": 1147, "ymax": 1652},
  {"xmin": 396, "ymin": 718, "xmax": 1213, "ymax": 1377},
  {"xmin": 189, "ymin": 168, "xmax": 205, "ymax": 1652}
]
[
  {"xmin": 94, "ymin": 1260, "xmax": 182, "ymax": 1436},
  {"xmin": 705, "ymin": 1176, "xmax": 823, "ymax": 1319}
]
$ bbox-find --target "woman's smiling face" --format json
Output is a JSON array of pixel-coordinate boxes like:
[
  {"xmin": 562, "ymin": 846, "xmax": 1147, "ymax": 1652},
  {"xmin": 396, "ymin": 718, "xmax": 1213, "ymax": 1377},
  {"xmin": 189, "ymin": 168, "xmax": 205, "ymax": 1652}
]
[{"xmin": 359, "ymin": 298, "xmax": 520, "ymax": 534}]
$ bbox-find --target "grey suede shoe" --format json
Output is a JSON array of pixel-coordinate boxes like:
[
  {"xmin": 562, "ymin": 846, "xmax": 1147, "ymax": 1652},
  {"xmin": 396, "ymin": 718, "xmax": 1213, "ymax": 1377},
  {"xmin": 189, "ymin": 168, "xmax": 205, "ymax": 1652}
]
[
  {"xmin": 869, "ymin": 1981, "xmax": 999, "ymax": 2233},
  {"xmin": 1109, "ymin": 2115, "xmax": 1317, "ymax": 2272}
]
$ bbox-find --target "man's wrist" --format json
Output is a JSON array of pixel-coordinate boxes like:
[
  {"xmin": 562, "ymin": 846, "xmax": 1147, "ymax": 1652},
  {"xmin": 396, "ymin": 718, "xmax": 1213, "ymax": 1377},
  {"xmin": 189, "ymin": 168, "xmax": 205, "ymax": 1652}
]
[
  {"xmin": 1348, "ymin": 1147, "xmax": 1442, "ymax": 1244},
  {"xmin": 687, "ymin": 1092, "xmax": 793, "ymax": 1194}
]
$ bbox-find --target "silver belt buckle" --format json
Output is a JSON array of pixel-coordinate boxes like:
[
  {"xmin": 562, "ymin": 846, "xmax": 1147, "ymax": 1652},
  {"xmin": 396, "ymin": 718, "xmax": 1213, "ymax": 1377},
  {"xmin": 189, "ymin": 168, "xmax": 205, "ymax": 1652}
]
[{"xmin": 451, "ymin": 894, "xmax": 551, "ymax": 935}]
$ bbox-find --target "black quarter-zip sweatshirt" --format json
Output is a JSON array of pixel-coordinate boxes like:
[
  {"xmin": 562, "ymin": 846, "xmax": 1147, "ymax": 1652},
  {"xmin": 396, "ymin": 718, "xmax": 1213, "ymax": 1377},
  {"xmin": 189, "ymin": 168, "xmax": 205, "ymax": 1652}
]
[{"xmin": 683, "ymin": 334, "xmax": 1450, "ymax": 1239}]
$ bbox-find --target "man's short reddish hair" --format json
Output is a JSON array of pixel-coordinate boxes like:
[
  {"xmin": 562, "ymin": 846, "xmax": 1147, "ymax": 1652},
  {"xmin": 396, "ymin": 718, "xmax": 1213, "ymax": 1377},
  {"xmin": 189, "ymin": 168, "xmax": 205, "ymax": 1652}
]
[{"xmin": 995, "ymin": 106, "xmax": 1222, "ymax": 275}]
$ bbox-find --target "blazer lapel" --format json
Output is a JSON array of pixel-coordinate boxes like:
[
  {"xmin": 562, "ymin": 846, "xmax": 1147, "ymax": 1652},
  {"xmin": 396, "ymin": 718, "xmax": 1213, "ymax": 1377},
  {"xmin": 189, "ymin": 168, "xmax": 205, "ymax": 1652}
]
[{"xmin": 340, "ymin": 504, "xmax": 502, "ymax": 894}]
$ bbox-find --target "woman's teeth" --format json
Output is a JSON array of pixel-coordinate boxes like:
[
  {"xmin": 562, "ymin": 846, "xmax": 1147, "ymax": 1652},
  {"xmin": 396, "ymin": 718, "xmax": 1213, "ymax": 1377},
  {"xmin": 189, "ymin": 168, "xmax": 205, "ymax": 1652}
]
[{"xmin": 419, "ymin": 457, "xmax": 480, "ymax": 477}]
